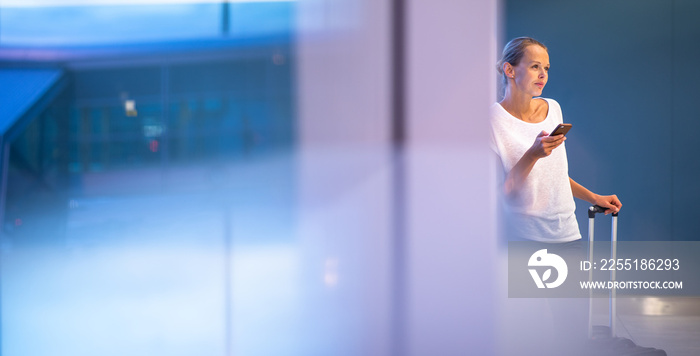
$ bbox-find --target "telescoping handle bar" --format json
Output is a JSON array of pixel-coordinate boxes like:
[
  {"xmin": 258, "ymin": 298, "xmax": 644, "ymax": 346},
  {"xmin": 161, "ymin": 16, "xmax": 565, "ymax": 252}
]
[
  {"xmin": 588, "ymin": 204, "xmax": 619, "ymax": 218},
  {"xmin": 587, "ymin": 204, "xmax": 619, "ymax": 338}
]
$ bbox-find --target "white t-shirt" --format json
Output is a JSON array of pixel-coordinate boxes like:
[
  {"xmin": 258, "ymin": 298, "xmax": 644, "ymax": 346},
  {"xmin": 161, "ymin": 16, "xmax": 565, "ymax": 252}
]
[{"xmin": 490, "ymin": 98, "xmax": 581, "ymax": 242}]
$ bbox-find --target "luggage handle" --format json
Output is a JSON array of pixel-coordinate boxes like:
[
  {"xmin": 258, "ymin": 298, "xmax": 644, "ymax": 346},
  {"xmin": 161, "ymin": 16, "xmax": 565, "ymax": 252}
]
[
  {"xmin": 588, "ymin": 204, "xmax": 619, "ymax": 218},
  {"xmin": 587, "ymin": 204, "xmax": 619, "ymax": 338}
]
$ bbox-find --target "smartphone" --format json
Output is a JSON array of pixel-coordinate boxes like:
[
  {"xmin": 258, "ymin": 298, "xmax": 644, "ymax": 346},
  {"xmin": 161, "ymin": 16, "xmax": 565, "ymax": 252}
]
[{"xmin": 549, "ymin": 123, "xmax": 572, "ymax": 136}]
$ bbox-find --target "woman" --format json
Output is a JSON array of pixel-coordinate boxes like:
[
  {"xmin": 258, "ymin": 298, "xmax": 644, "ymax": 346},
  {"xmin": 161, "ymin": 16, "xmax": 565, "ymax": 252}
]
[
  {"xmin": 491, "ymin": 37, "xmax": 622, "ymax": 355},
  {"xmin": 490, "ymin": 37, "xmax": 621, "ymax": 243}
]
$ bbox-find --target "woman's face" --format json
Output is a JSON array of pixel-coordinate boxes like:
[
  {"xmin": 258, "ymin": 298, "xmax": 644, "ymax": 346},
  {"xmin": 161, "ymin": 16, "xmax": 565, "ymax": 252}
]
[{"xmin": 511, "ymin": 45, "xmax": 550, "ymax": 97}]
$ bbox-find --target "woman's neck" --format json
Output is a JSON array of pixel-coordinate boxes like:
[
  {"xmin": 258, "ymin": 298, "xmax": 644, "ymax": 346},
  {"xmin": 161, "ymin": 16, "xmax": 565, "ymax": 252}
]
[{"xmin": 499, "ymin": 92, "xmax": 538, "ymax": 122}]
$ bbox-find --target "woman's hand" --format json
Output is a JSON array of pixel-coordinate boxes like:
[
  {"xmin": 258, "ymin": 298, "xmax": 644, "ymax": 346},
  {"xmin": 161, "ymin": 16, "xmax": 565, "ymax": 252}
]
[
  {"xmin": 505, "ymin": 130, "xmax": 566, "ymax": 197},
  {"xmin": 593, "ymin": 194, "xmax": 622, "ymax": 215},
  {"xmin": 528, "ymin": 130, "xmax": 566, "ymax": 159}
]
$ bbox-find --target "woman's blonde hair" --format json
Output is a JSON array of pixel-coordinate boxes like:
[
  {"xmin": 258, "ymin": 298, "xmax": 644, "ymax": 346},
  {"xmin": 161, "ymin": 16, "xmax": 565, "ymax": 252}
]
[{"xmin": 496, "ymin": 37, "xmax": 548, "ymax": 89}]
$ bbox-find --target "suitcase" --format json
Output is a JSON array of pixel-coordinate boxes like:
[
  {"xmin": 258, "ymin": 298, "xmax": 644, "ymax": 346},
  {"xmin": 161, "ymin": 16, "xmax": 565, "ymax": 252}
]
[{"xmin": 585, "ymin": 205, "xmax": 667, "ymax": 356}]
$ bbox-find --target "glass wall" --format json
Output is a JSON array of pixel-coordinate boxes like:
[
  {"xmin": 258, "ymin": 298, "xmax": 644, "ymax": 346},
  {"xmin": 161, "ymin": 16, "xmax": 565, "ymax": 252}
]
[
  {"xmin": 68, "ymin": 55, "xmax": 294, "ymax": 175},
  {"xmin": 5, "ymin": 87, "xmax": 71, "ymax": 236}
]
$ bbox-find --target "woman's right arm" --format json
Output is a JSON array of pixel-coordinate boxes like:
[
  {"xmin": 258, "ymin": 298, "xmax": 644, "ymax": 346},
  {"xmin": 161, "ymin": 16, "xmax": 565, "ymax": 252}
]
[{"xmin": 503, "ymin": 131, "xmax": 566, "ymax": 197}]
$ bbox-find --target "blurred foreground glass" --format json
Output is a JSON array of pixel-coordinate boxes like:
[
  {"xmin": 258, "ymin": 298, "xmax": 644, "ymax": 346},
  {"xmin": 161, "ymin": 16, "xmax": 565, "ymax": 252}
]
[
  {"xmin": 1, "ymin": 0, "xmax": 499, "ymax": 355},
  {"xmin": 1, "ymin": 1, "xmax": 299, "ymax": 355}
]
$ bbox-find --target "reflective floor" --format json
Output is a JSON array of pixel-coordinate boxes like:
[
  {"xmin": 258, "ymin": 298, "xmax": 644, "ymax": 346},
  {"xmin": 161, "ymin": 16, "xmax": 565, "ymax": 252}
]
[
  {"xmin": 498, "ymin": 280, "xmax": 700, "ymax": 355},
  {"xmin": 592, "ymin": 297, "xmax": 700, "ymax": 356}
]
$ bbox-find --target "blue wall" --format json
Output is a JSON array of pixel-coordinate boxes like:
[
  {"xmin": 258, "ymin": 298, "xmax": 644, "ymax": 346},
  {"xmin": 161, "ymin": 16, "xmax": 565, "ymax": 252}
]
[{"xmin": 505, "ymin": 0, "xmax": 700, "ymax": 241}]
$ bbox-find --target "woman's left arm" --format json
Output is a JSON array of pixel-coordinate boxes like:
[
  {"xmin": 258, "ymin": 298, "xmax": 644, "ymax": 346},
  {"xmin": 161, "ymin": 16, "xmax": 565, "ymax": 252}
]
[{"xmin": 570, "ymin": 178, "xmax": 622, "ymax": 215}]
